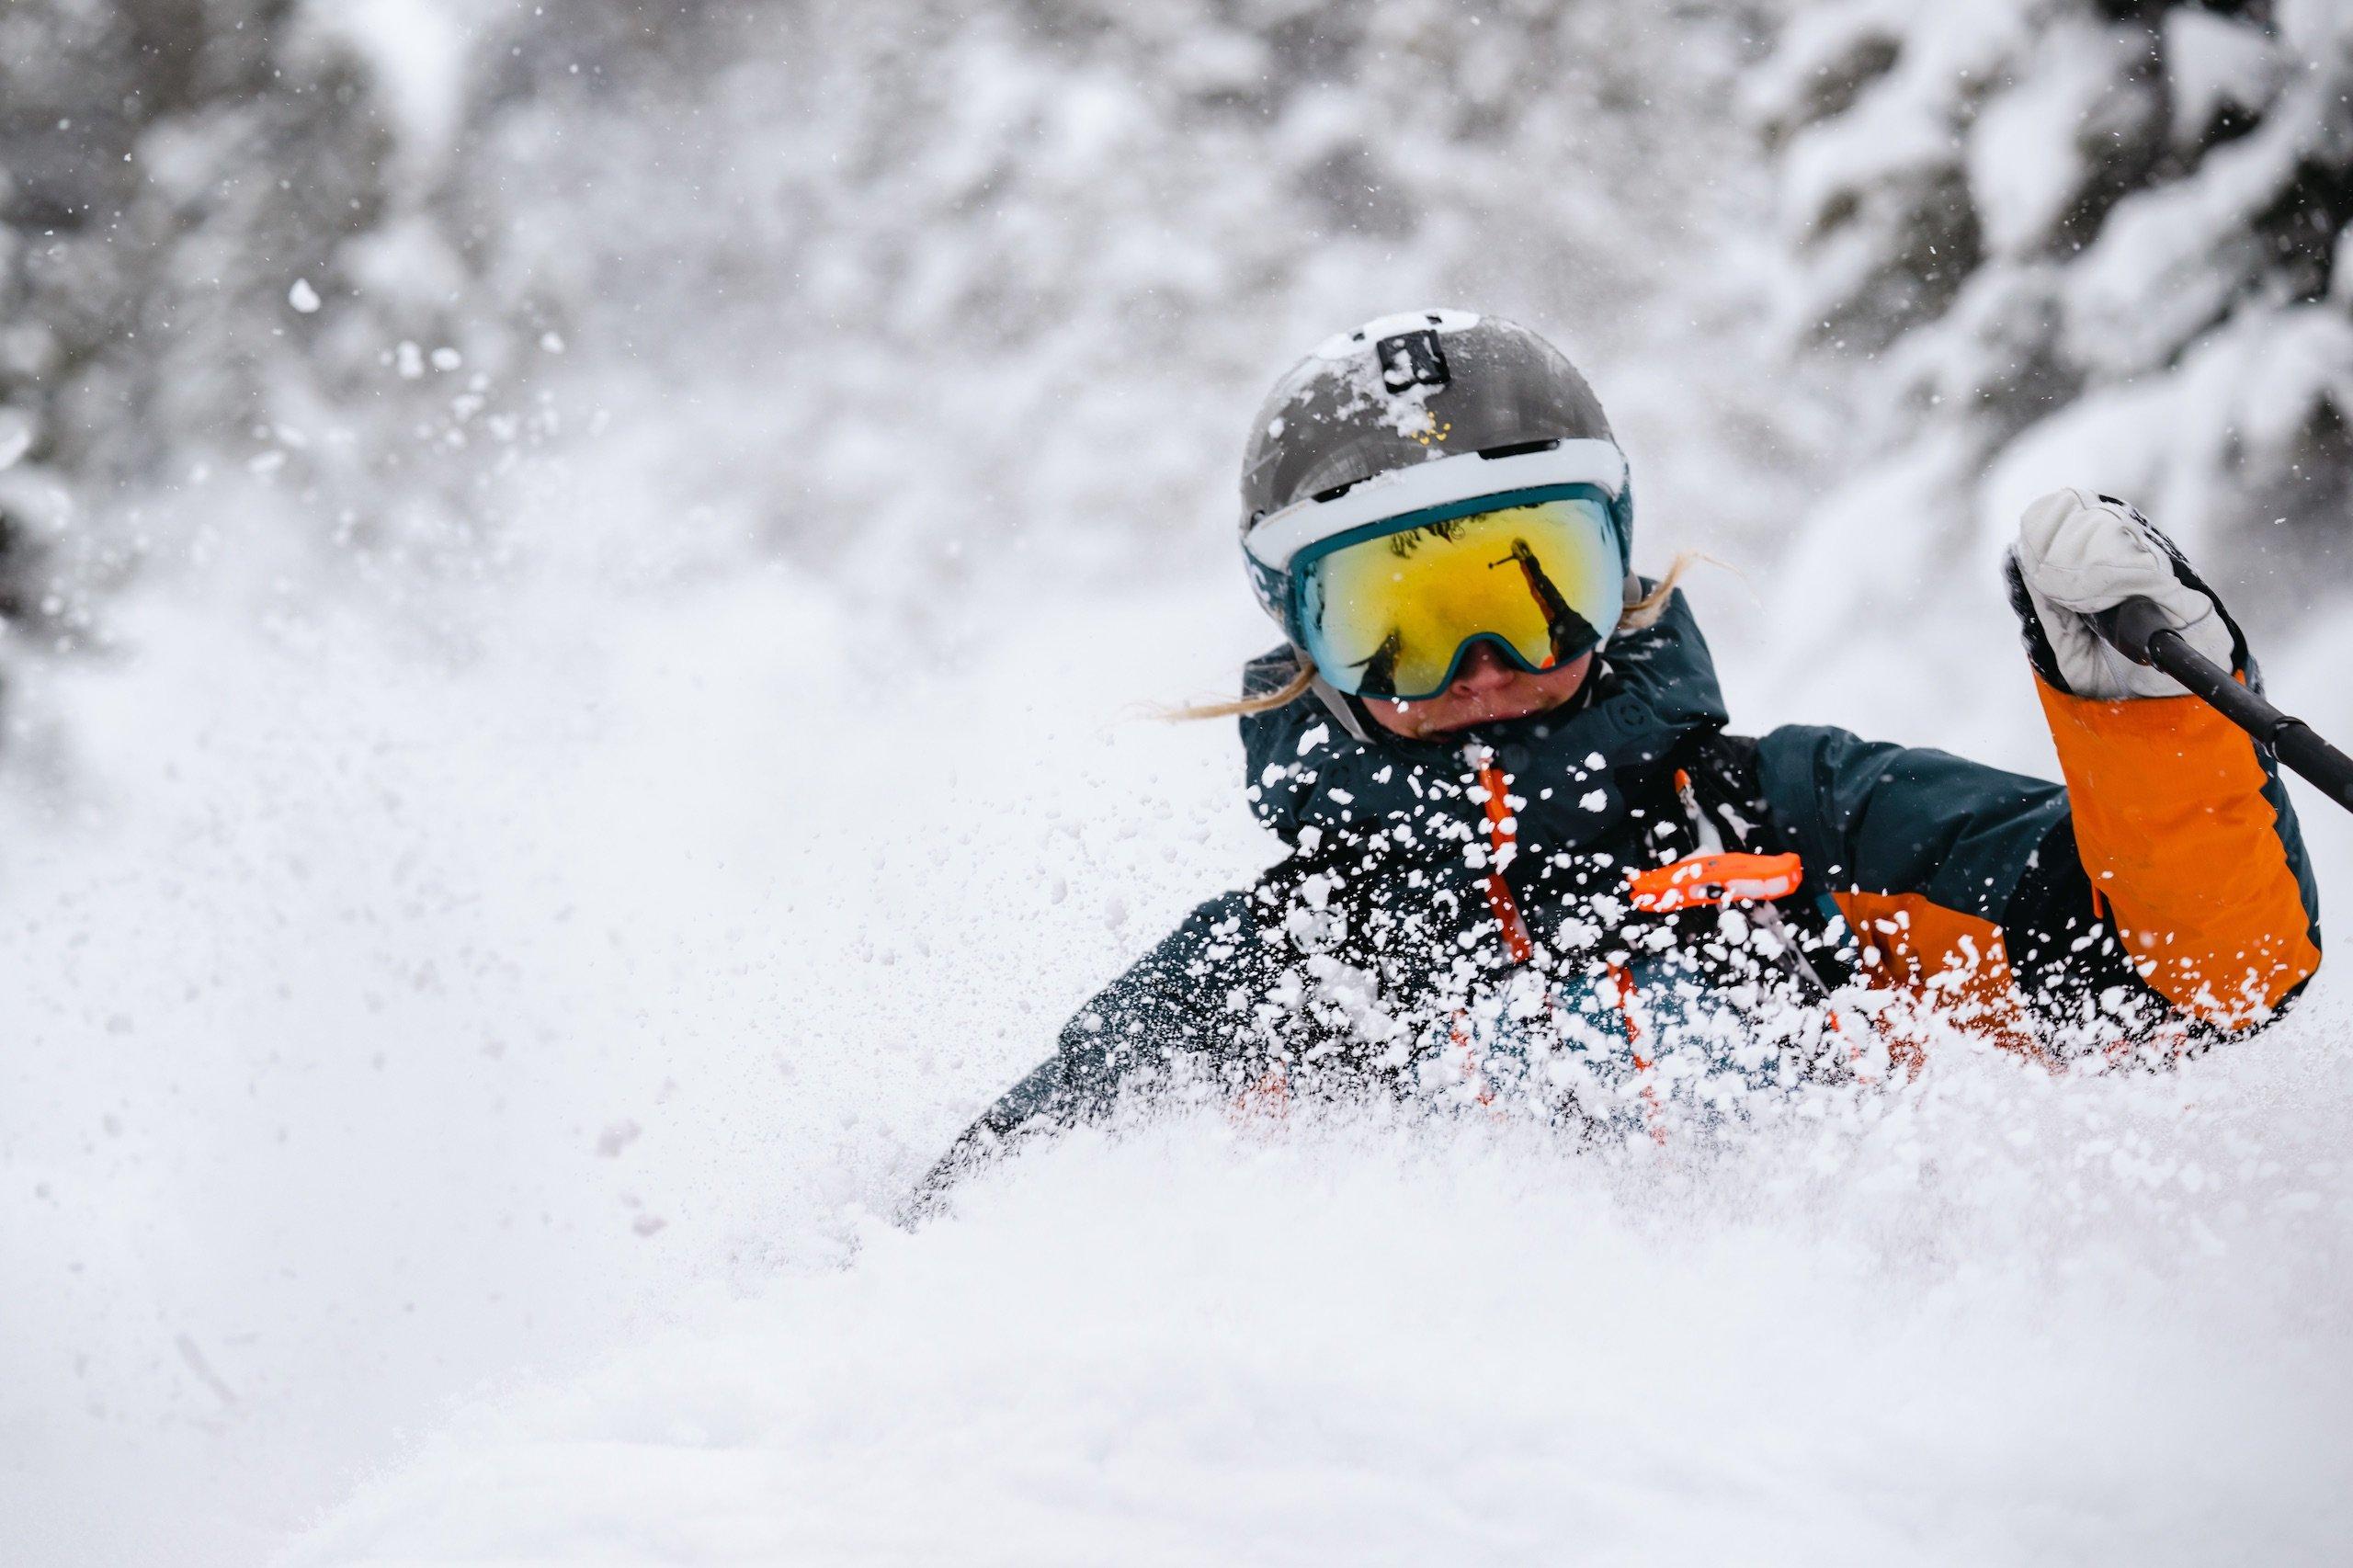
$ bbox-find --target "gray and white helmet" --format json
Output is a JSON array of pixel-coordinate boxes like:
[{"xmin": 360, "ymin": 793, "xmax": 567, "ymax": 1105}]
[{"xmin": 1239, "ymin": 309, "xmax": 1634, "ymax": 644}]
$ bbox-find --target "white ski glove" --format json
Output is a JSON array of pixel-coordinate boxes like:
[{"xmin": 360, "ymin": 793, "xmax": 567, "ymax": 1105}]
[{"xmin": 2005, "ymin": 488, "xmax": 2237, "ymax": 700}]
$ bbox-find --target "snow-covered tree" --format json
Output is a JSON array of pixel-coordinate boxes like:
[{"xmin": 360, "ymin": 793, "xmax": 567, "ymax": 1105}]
[
  {"xmin": 0, "ymin": 0, "xmax": 558, "ymax": 715},
  {"xmin": 10, "ymin": 0, "xmax": 1809, "ymax": 713},
  {"xmin": 1755, "ymin": 0, "xmax": 2353, "ymax": 639},
  {"xmin": 438, "ymin": 0, "xmax": 1806, "ymax": 621}
]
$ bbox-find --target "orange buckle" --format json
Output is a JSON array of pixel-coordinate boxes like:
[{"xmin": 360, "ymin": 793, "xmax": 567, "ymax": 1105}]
[{"xmin": 1627, "ymin": 851, "xmax": 1804, "ymax": 914}]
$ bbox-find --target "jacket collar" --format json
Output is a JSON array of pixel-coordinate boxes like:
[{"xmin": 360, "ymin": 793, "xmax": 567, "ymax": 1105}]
[{"xmin": 1239, "ymin": 588, "xmax": 1727, "ymax": 855}]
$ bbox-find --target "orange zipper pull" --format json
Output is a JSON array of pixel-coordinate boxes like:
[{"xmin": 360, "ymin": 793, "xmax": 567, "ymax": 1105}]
[{"xmin": 1626, "ymin": 851, "xmax": 1805, "ymax": 914}]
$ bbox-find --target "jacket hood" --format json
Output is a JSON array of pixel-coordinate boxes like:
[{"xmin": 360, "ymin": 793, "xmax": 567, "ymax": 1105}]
[{"xmin": 1238, "ymin": 587, "xmax": 1728, "ymax": 861}]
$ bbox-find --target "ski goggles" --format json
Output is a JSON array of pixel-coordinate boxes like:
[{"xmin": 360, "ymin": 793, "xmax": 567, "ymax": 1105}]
[{"xmin": 1288, "ymin": 487, "xmax": 1623, "ymax": 700}]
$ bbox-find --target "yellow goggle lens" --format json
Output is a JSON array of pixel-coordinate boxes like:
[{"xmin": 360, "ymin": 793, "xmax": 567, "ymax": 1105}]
[{"xmin": 1298, "ymin": 495, "xmax": 1620, "ymax": 700}]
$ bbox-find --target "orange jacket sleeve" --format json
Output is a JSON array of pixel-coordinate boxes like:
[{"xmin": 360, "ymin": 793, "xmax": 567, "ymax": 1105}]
[{"xmin": 2034, "ymin": 675, "xmax": 2321, "ymax": 1028}]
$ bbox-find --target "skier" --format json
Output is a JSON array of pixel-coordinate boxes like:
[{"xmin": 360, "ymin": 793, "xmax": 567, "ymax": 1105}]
[{"xmin": 923, "ymin": 309, "xmax": 2321, "ymax": 1193}]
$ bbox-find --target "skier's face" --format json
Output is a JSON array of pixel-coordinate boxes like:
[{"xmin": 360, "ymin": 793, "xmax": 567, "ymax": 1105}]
[{"xmin": 1366, "ymin": 642, "xmax": 1595, "ymax": 738}]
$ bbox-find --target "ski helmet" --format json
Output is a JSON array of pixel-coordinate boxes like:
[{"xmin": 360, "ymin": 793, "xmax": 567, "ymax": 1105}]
[{"xmin": 1239, "ymin": 310, "xmax": 1634, "ymax": 700}]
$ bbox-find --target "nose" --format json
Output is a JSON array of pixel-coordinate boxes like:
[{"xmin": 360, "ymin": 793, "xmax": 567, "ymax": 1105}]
[{"xmin": 1450, "ymin": 642, "xmax": 1519, "ymax": 694}]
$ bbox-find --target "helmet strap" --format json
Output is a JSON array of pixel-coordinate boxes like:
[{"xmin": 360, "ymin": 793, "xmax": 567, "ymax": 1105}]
[{"xmin": 1308, "ymin": 670, "xmax": 1378, "ymax": 744}]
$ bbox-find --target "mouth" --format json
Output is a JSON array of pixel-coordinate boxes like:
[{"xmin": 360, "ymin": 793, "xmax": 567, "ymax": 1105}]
[{"xmin": 1403, "ymin": 687, "xmax": 1551, "ymax": 734}]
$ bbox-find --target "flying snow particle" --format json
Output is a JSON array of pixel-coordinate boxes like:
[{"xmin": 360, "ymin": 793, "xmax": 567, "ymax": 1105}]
[
  {"xmin": 1580, "ymin": 790, "xmax": 1608, "ymax": 812},
  {"xmin": 430, "ymin": 347, "xmax": 462, "ymax": 371},
  {"xmin": 288, "ymin": 278, "xmax": 322, "ymax": 313},
  {"xmin": 540, "ymin": 331, "xmax": 566, "ymax": 354}
]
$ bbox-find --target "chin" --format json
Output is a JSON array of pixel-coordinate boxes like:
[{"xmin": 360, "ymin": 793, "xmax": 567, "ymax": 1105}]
[{"xmin": 1376, "ymin": 672, "xmax": 1584, "ymax": 739}]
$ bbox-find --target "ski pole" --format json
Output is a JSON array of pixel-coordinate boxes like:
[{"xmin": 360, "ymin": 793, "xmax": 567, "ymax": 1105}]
[{"xmin": 2093, "ymin": 596, "xmax": 2353, "ymax": 814}]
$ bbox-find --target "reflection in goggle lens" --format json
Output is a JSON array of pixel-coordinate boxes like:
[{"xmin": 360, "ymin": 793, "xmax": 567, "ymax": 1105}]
[{"xmin": 1296, "ymin": 494, "xmax": 1620, "ymax": 700}]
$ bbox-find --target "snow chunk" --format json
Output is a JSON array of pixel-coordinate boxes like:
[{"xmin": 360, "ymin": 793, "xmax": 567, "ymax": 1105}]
[{"xmin": 288, "ymin": 278, "xmax": 323, "ymax": 314}]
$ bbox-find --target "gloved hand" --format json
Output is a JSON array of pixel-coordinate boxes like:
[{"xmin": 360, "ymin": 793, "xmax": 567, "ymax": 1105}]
[{"xmin": 2004, "ymin": 488, "xmax": 2240, "ymax": 700}]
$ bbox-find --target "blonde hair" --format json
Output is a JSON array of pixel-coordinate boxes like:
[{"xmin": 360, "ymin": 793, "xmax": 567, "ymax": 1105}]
[{"xmin": 1167, "ymin": 550, "xmax": 1707, "ymax": 722}]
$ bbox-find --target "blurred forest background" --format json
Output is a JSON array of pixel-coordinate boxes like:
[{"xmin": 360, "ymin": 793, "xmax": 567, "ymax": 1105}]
[
  {"xmin": 4, "ymin": 0, "xmax": 2346, "ymax": 730},
  {"xmin": 6, "ymin": 2, "xmax": 2353, "ymax": 1565}
]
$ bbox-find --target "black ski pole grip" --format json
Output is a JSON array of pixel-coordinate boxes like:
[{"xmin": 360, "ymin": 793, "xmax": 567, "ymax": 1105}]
[
  {"xmin": 2089, "ymin": 595, "xmax": 2174, "ymax": 666},
  {"xmin": 2092, "ymin": 596, "xmax": 2353, "ymax": 814}
]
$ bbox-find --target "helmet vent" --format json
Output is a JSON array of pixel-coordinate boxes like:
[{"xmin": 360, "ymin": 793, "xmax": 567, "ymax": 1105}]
[{"xmin": 1477, "ymin": 438, "xmax": 1562, "ymax": 461}]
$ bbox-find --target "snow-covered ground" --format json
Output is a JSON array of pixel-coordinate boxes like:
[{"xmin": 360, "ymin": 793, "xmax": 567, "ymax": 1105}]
[
  {"xmin": 7, "ymin": 508, "xmax": 2352, "ymax": 1565},
  {"xmin": 291, "ymin": 1094, "xmax": 2353, "ymax": 1568}
]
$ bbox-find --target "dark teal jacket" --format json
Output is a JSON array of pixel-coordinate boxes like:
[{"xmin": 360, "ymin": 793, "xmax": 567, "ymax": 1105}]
[{"xmin": 929, "ymin": 589, "xmax": 2319, "ymax": 1183}]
